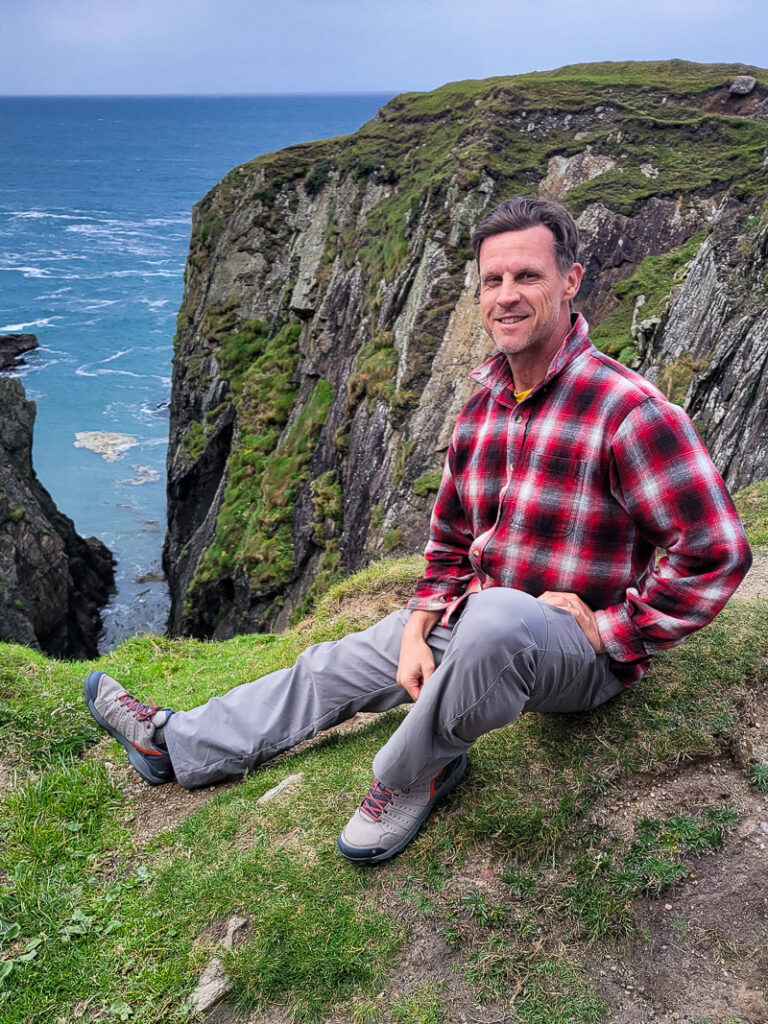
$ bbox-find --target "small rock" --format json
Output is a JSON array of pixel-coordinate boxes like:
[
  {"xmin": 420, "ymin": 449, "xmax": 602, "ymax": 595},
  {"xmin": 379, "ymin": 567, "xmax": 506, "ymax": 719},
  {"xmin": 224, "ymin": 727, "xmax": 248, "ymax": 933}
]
[
  {"xmin": 222, "ymin": 915, "xmax": 248, "ymax": 950},
  {"xmin": 191, "ymin": 957, "xmax": 233, "ymax": 1013},
  {"xmin": 257, "ymin": 772, "xmax": 304, "ymax": 804},
  {"xmin": 729, "ymin": 75, "xmax": 757, "ymax": 95}
]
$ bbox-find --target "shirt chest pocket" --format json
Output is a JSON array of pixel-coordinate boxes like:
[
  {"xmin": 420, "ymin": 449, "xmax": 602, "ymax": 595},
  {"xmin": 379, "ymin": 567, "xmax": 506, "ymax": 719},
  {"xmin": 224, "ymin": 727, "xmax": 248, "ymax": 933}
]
[{"xmin": 509, "ymin": 450, "xmax": 586, "ymax": 538}]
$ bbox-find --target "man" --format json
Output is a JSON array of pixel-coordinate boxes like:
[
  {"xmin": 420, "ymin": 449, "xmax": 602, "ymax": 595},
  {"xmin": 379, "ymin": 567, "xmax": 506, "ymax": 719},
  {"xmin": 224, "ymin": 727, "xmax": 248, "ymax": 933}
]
[{"xmin": 84, "ymin": 196, "xmax": 752, "ymax": 864}]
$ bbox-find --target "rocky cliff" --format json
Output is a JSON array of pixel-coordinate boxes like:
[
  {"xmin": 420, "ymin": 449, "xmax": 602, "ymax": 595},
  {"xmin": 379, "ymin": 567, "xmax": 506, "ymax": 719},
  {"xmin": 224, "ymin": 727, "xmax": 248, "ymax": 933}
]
[
  {"xmin": 0, "ymin": 376, "xmax": 115, "ymax": 657},
  {"xmin": 164, "ymin": 60, "xmax": 768, "ymax": 640}
]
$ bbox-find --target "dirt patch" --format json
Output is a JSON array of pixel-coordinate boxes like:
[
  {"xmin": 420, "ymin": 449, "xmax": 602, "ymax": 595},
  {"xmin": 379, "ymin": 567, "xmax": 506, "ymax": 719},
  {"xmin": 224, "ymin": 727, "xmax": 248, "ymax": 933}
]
[
  {"xmin": 586, "ymin": 761, "xmax": 768, "ymax": 1023},
  {"xmin": 733, "ymin": 547, "xmax": 768, "ymax": 602},
  {"xmin": 117, "ymin": 764, "xmax": 237, "ymax": 844},
  {"xmin": 0, "ymin": 754, "xmax": 13, "ymax": 792}
]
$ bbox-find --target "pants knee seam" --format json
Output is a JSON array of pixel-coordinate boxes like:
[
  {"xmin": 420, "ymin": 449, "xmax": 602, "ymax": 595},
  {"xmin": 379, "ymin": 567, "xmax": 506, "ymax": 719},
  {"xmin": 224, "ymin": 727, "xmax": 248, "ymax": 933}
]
[{"xmin": 439, "ymin": 641, "xmax": 537, "ymax": 730}]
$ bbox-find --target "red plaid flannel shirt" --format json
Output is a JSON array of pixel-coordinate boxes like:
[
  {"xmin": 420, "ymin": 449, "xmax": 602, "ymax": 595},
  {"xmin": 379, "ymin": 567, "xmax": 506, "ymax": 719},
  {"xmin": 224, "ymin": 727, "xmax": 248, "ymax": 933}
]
[{"xmin": 408, "ymin": 314, "xmax": 752, "ymax": 685}]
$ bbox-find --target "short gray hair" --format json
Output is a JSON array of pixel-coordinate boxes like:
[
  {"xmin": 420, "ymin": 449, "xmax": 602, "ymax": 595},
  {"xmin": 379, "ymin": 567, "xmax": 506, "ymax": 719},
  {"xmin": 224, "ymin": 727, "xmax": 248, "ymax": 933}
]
[{"xmin": 471, "ymin": 196, "xmax": 580, "ymax": 275}]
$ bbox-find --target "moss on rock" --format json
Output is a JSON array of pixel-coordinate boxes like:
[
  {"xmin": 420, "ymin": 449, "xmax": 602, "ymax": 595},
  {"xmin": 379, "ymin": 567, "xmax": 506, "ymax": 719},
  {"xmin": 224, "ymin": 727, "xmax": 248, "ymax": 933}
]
[{"xmin": 186, "ymin": 318, "xmax": 337, "ymax": 617}]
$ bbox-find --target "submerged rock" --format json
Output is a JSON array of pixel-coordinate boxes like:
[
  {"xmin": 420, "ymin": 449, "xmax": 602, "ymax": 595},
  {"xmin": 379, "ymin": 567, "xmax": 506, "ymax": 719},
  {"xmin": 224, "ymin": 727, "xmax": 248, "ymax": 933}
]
[
  {"xmin": 74, "ymin": 431, "xmax": 137, "ymax": 462},
  {"xmin": 0, "ymin": 376, "xmax": 115, "ymax": 658}
]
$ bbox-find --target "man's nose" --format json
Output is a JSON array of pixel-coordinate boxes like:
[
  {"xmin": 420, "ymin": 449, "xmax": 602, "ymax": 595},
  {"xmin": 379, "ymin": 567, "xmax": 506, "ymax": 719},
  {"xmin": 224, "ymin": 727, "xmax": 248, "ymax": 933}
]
[{"xmin": 497, "ymin": 275, "xmax": 521, "ymax": 304}]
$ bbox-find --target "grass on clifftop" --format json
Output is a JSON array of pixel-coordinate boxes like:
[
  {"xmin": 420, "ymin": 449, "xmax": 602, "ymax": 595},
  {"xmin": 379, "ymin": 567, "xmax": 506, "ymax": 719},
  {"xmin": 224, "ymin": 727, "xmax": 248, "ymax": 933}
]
[{"xmin": 1, "ymin": 508, "xmax": 767, "ymax": 1022}]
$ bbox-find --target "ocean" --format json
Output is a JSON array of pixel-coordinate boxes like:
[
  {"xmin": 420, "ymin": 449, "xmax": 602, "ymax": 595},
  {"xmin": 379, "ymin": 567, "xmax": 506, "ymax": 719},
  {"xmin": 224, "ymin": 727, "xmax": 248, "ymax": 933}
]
[{"xmin": 0, "ymin": 94, "xmax": 393, "ymax": 649}]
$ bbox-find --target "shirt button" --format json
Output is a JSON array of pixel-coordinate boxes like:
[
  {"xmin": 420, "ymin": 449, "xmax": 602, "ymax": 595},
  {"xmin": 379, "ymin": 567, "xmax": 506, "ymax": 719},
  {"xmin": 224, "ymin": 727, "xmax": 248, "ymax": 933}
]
[
  {"xmin": 508, "ymin": 463, "xmax": 514, "ymax": 472},
  {"xmin": 472, "ymin": 549, "xmax": 480, "ymax": 558},
  {"xmin": 515, "ymin": 415, "xmax": 523, "ymax": 423}
]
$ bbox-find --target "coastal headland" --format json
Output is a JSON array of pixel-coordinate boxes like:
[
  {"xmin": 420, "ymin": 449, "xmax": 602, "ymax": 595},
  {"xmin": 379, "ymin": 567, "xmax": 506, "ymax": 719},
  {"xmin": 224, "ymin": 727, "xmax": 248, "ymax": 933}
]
[{"xmin": 162, "ymin": 59, "xmax": 768, "ymax": 643}]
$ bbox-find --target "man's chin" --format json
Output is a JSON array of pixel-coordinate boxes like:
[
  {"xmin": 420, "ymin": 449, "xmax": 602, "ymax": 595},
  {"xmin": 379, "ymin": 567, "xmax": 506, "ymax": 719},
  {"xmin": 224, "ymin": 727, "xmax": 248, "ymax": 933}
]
[{"xmin": 492, "ymin": 332, "xmax": 533, "ymax": 357}]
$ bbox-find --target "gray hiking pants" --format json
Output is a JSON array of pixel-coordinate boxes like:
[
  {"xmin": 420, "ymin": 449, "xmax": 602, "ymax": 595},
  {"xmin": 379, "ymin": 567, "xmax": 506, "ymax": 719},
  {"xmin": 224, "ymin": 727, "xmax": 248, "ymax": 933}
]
[{"xmin": 164, "ymin": 587, "xmax": 624, "ymax": 790}]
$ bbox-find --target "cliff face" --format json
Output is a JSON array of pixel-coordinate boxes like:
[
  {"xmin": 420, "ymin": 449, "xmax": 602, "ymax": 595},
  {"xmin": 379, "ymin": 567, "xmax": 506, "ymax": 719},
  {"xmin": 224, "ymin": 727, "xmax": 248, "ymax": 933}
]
[
  {"xmin": 0, "ymin": 376, "xmax": 115, "ymax": 658},
  {"xmin": 634, "ymin": 208, "xmax": 768, "ymax": 491},
  {"xmin": 164, "ymin": 60, "xmax": 768, "ymax": 639}
]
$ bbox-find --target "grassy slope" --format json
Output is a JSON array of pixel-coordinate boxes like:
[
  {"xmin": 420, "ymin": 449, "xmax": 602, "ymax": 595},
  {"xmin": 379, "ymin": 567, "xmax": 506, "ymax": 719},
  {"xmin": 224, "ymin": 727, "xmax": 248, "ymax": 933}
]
[{"xmin": 1, "ymin": 494, "xmax": 766, "ymax": 1022}]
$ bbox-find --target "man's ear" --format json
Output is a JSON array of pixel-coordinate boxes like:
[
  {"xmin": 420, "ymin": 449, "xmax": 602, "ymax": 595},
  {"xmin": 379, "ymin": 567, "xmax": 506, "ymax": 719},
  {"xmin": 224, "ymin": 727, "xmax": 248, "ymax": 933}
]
[{"xmin": 564, "ymin": 262, "xmax": 583, "ymax": 301}]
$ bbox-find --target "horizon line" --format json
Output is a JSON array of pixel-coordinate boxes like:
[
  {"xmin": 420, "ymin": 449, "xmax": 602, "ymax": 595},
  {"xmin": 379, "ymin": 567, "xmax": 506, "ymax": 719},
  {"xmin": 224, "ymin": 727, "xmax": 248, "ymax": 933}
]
[{"xmin": 0, "ymin": 90, "xmax": 402, "ymax": 100}]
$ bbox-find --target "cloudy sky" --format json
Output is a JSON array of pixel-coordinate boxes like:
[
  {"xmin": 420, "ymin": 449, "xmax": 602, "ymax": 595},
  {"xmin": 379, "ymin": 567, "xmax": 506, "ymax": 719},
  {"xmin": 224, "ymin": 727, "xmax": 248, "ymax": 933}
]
[{"xmin": 2, "ymin": 0, "xmax": 767, "ymax": 95}]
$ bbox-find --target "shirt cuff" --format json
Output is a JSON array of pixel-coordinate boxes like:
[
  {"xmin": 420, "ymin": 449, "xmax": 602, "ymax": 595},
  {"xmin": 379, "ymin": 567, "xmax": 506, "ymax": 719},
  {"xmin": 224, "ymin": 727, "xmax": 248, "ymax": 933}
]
[
  {"xmin": 407, "ymin": 576, "xmax": 475, "ymax": 612},
  {"xmin": 407, "ymin": 592, "xmax": 453, "ymax": 612},
  {"xmin": 594, "ymin": 604, "xmax": 648, "ymax": 664}
]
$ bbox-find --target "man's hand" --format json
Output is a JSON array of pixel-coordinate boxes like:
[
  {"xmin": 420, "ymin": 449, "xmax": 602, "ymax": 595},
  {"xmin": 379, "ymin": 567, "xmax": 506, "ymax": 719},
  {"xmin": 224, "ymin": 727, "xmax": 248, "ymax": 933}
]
[
  {"xmin": 537, "ymin": 591, "xmax": 606, "ymax": 654},
  {"xmin": 397, "ymin": 609, "xmax": 442, "ymax": 700}
]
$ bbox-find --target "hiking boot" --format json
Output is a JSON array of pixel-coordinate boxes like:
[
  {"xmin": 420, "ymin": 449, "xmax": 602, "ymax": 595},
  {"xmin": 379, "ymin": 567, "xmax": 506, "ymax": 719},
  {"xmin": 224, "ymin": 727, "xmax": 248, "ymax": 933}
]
[
  {"xmin": 337, "ymin": 753, "xmax": 468, "ymax": 863},
  {"xmin": 83, "ymin": 670, "xmax": 174, "ymax": 786}
]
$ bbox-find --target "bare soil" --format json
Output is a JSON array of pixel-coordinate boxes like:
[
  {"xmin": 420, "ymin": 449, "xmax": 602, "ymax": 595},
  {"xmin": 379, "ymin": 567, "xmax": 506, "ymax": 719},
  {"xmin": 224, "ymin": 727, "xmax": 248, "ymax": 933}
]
[
  {"xmin": 733, "ymin": 547, "xmax": 768, "ymax": 603},
  {"xmin": 587, "ymin": 759, "xmax": 768, "ymax": 1024}
]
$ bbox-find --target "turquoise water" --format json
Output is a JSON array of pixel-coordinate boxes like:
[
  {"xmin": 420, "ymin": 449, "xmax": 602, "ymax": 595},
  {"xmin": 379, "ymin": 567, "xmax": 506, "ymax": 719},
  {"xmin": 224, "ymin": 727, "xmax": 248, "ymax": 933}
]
[{"xmin": 0, "ymin": 94, "xmax": 392, "ymax": 647}]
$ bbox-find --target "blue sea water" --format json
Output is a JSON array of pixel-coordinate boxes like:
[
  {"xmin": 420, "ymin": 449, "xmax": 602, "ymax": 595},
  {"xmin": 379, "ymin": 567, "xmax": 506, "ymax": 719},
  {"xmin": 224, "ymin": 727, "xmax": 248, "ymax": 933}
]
[{"xmin": 0, "ymin": 94, "xmax": 393, "ymax": 649}]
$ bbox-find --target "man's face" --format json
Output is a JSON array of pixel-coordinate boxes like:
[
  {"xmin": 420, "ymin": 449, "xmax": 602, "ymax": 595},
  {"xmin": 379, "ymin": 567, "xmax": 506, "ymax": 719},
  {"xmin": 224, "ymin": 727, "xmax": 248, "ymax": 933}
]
[{"xmin": 478, "ymin": 225, "xmax": 582, "ymax": 362}]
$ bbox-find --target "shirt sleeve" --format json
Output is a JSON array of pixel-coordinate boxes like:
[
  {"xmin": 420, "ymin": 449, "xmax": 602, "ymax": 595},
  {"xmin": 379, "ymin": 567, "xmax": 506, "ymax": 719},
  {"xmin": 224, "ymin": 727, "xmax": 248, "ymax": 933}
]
[
  {"xmin": 594, "ymin": 398, "xmax": 752, "ymax": 665},
  {"xmin": 407, "ymin": 439, "xmax": 477, "ymax": 612}
]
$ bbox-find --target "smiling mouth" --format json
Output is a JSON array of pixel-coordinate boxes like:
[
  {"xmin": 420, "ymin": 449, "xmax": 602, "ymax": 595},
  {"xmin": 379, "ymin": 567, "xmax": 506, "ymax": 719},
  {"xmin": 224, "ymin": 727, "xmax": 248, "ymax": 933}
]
[{"xmin": 496, "ymin": 315, "xmax": 529, "ymax": 325}]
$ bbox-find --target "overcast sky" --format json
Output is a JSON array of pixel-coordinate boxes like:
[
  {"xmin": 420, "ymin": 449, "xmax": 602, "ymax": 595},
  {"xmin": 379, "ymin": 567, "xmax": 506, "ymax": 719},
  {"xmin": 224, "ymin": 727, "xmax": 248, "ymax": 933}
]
[{"xmin": 2, "ymin": 0, "xmax": 767, "ymax": 96}]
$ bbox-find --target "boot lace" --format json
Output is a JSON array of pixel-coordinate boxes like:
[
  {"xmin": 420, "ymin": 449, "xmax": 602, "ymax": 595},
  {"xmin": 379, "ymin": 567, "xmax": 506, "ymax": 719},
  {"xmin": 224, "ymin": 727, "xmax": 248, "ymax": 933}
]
[
  {"xmin": 360, "ymin": 779, "xmax": 395, "ymax": 821},
  {"xmin": 116, "ymin": 693, "xmax": 163, "ymax": 723}
]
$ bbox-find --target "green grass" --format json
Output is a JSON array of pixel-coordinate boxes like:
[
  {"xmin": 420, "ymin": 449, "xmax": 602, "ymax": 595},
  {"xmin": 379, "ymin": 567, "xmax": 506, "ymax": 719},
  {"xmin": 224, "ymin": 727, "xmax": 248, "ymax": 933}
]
[
  {"xmin": 1, "ymin": 543, "xmax": 766, "ymax": 1021},
  {"xmin": 553, "ymin": 807, "xmax": 739, "ymax": 940},
  {"xmin": 2, "ymin": 458, "xmax": 767, "ymax": 1022},
  {"xmin": 747, "ymin": 762, "xmax": 768, "ymax": 792},
  {"xmin": 734, "ymin": 478, "xmax": 768, "ymax": 547}
]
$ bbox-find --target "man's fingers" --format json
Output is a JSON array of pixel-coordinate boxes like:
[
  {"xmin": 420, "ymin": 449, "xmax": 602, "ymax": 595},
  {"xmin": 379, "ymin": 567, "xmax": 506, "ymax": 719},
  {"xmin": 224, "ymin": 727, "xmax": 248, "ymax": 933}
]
[
  {"xmin": 403, "ymin": 679, "xmax": 422, "ymax": 701},
  {"xmin": 397, "ymin": 657, "xmax": 434, "ymax": 701},
  {"xmin": 538, "ymin": 590, "xmax": 580, "ymax": 614},
  {"xmin": 397, "ymin": 671, "xmax": 423, "ymax": 701},
  {"xmin": 537, "ymin": 590, "xmax": 605, "ymax": 654},
  {"xmin": 397, "ymin": 632, "xmax": 436, "ymax": 701}
]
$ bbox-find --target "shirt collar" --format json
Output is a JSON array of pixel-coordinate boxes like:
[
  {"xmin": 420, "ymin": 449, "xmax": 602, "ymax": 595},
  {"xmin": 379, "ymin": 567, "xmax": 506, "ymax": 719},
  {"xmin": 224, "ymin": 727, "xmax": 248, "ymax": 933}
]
[{"xmin": 469, "ymin": 312, "xmax": 592, "ymax": 408}]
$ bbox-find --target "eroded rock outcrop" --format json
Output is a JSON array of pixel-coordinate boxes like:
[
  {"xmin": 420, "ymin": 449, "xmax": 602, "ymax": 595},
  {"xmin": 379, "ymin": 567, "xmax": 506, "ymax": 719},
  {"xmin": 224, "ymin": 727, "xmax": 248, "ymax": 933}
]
[
  {"xmin": 164, "ymin": 59, "xmax": 768, "ymax": 640},
  {"xmin": 635, "ymin": 212, "xmax": 768, "ymax": 492},
  {"xmin": 0, "ymin": 333, "xmax": 39, "ymax": 371},
  {"xmin": 0, "ymin": 376, "xmax": 115, "ymax": 657}
]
